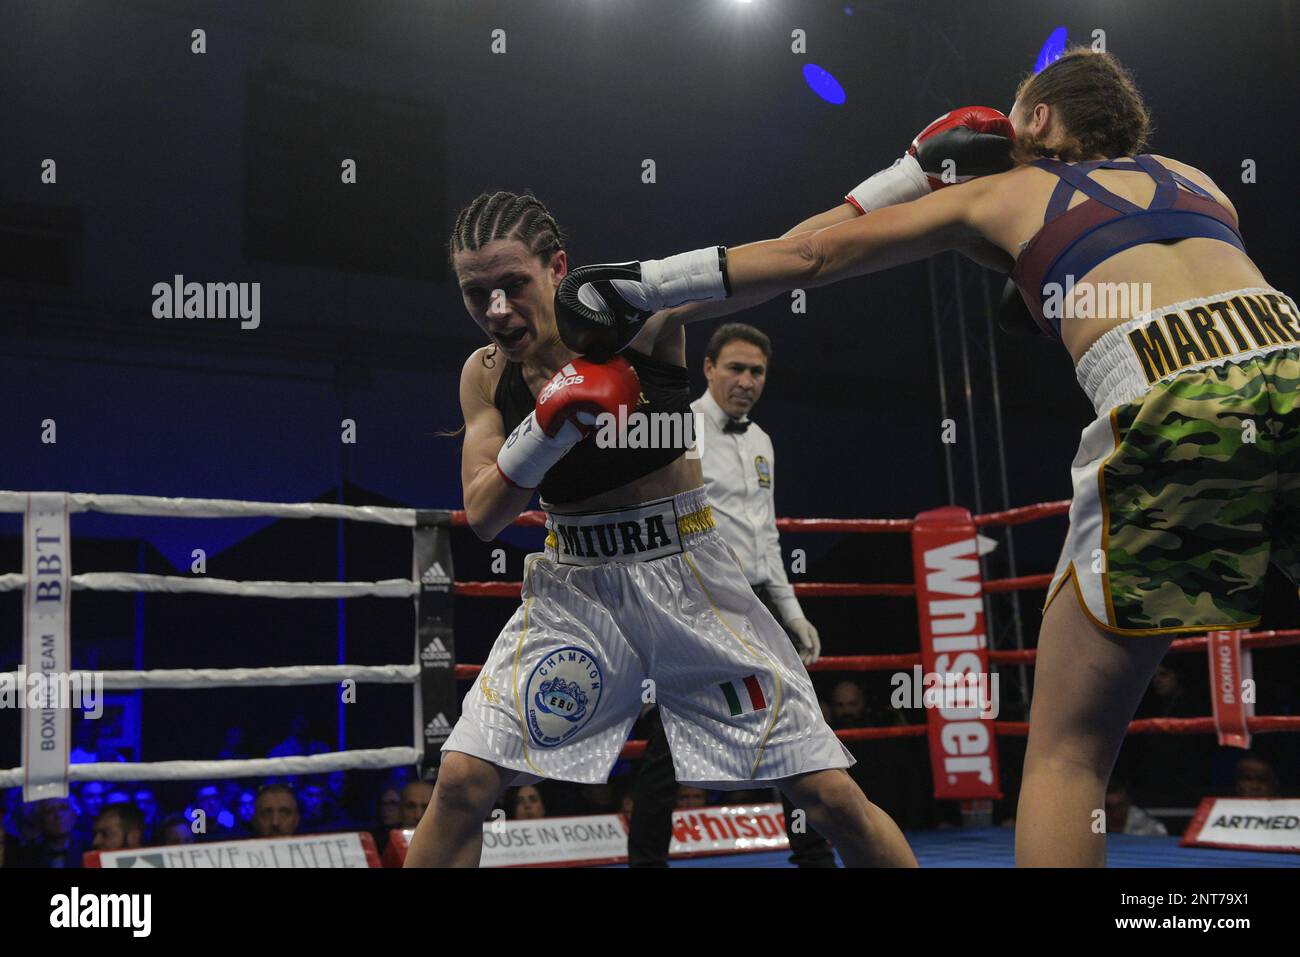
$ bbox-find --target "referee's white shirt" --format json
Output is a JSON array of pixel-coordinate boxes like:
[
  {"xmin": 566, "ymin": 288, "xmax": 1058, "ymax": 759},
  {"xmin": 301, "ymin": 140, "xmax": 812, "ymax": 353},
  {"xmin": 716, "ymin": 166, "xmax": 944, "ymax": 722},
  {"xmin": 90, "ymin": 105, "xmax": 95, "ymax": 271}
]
[{"xmin": 691, "ymin": 390, "xmax": 805, "ymax": 626}]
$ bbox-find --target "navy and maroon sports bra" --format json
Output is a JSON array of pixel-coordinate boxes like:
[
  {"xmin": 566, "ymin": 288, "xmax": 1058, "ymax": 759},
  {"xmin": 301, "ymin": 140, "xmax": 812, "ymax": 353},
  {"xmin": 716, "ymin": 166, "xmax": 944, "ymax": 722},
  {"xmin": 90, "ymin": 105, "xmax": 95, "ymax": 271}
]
[{"xmin": 1010, "ymin": 154, "xmax": 1246, "ymax": 339}]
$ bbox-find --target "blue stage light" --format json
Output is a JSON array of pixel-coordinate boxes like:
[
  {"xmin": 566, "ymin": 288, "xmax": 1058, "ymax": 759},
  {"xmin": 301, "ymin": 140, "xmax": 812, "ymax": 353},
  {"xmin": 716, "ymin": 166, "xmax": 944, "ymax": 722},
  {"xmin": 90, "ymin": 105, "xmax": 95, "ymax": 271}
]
[
  {"xmin": 1035, "ymin": 27, "xmax": 1068, "ymax": 74},
  {"xmin": 802, "ymin": 63, "xmax": 846, "ymax": 105}
]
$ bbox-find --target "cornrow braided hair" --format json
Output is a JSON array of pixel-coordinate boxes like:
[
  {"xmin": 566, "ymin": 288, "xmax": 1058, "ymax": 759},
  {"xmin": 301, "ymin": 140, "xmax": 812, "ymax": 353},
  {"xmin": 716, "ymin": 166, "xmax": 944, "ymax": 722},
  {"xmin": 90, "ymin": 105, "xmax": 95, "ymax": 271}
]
[
  {"xmin": 450, "ymin": 189, "xmax": 564, "ymax": 264},
  {"xmin": 449, "ymin": 190, "xmax": 566, "ymax": 370}
]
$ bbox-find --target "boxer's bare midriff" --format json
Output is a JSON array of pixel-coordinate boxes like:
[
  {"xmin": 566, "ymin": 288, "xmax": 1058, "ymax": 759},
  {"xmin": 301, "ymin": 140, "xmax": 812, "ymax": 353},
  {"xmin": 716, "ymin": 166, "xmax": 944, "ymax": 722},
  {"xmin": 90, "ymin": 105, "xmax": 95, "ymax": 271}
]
[
  {"xmin": 1051, "ymin": 240, "xmax": 1271, "ymax": 364},
  {"xmin": 543, "ymin": 453, "xmax": 704, "ymax": 515}
]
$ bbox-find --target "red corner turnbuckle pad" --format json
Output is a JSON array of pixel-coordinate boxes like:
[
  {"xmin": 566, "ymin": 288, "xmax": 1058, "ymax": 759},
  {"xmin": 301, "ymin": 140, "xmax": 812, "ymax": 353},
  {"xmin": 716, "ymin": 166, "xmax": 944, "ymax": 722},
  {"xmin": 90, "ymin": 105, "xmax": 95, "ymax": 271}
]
[{"xmin": 910, "ymin": 507, "xmax": 1003, "ymax": 803}]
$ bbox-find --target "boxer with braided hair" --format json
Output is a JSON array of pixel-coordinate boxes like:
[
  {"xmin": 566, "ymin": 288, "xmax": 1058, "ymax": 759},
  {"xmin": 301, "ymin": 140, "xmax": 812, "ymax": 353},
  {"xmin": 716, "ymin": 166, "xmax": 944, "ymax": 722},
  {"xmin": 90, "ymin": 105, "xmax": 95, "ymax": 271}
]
[{"xmin": 408, "ymin": 172, "xmax": 948, "ymax": 866}]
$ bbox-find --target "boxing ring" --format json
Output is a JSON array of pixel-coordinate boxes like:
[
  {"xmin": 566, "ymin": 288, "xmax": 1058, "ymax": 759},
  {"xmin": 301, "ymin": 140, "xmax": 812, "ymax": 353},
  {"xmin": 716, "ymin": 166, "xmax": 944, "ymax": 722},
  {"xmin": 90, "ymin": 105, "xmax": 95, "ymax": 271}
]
[{"xmin": 3, "ymin": 489, "xmax": 1298, "ymax": 866}]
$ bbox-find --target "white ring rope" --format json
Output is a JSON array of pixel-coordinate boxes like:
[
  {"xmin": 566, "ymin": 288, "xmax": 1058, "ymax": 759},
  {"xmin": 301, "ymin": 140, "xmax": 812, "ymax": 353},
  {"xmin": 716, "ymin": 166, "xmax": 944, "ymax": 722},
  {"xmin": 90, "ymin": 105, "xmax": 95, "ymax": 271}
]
[
  {"xmin": 3, "ymin": 489, "xmax": 439, "ymax": 792},
  {"xmin": 0, "ymin": 490, "xmax": 417, "ymax": 526},
  {"xmin": 0, "ymin": 572, "xmax": 419, "ymax": 599},
  {"xmin": 0, "ymin": 747, "xmax": 422, "ymax": 789},
  {"xmin": 1, "ymin": 664, "xmax": 419, "ymax": 690}
]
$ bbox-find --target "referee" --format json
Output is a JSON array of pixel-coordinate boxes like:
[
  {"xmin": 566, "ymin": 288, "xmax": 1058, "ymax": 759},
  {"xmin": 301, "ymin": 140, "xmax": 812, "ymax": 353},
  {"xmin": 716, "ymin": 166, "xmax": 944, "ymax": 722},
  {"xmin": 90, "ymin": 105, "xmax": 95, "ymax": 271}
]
[{"xmin": 627, "ymin": 323, "xmax": 834, "ymax": 867}]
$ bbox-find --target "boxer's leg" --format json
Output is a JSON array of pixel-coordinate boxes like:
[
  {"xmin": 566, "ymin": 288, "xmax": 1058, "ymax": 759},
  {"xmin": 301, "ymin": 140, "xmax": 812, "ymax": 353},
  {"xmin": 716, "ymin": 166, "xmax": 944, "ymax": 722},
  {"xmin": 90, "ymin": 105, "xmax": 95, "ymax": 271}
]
[
  {"xmin": 404, "ymin": 752, "xmax": 514, "ymax": 868},
  {"xmin": 777, "ymin": 769, "xmax": 915, "ymax": 867},
  {"xmin": 781, "ymin": 790, "xmax": 838, "ymax": 867},
  {"xmin": 1015, "ymin": 589, "xmax": 1171, "ymax": 866}
]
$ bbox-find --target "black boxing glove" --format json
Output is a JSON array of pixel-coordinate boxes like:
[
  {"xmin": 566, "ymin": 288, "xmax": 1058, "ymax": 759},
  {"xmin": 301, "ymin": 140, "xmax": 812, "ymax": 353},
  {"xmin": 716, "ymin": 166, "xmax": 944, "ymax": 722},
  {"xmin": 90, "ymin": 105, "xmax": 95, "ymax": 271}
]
[
  {"xmin": 555, "ymin": 247, "xmax": 732, "ymax": 358},
  {"xmin": 996, "ymin": 276, "xmax": 1043, "ymax": 337}
]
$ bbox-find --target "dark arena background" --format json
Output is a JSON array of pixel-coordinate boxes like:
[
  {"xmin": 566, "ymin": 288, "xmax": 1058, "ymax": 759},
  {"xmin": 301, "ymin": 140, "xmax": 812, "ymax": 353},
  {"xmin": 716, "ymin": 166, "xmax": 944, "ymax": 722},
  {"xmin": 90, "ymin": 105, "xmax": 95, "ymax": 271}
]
[{"xmin": 1, "ymin": 0, "xmax": 1298, "ymax": 907}]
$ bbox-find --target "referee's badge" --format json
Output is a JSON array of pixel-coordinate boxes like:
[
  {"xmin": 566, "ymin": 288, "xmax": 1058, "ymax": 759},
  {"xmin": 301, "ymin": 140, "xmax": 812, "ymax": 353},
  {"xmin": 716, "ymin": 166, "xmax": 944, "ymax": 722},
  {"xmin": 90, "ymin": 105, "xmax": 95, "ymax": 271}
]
[{"xmin": 754, "ymin": 455, "xmax": 771, "ymax": 489}]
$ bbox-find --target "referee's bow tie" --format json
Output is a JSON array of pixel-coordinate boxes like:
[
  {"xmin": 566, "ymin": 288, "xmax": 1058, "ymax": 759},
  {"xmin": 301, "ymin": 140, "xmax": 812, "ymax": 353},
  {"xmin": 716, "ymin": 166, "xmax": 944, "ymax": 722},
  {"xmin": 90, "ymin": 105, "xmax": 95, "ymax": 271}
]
[{"xmin": 723, "ymin": 418, "xmax": 750, "ymax": 434}]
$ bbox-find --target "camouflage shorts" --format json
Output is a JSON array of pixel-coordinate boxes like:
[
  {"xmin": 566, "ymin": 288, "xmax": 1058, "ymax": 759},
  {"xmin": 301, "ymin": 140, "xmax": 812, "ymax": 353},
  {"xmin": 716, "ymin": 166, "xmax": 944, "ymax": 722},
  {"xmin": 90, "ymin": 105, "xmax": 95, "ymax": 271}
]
[{"xmin": 1047, "ymin": 344, "xmax": 1300, "ymax": 635}]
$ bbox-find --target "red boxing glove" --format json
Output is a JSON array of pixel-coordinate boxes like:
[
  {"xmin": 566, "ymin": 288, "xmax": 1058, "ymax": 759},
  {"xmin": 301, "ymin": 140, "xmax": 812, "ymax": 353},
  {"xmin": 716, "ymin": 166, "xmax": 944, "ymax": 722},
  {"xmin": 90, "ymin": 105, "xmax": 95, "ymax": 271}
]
[
  {"xmin": 845, "ymin": 105, "xmax": 1016, "ymax": 213},
  {"xmin": 908, "ymin": 105, "xmax": 1017, "ymax": 191},
  {"xmin": 535, "ymin": 356, "xmax": 641, "ymax": 436},
  {"xmin": 496, "ymin": 356, "xmax": 642, "ymax": 489}
]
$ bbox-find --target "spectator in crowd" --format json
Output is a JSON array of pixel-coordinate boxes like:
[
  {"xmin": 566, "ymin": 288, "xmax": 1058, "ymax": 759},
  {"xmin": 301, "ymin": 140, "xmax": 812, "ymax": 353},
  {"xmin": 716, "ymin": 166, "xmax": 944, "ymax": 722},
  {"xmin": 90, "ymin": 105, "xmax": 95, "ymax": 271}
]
[
  {"xmin": 252, "ymin": 784, "xmax": 300, "ymax": 837},
  {"xmin": 325, "ymin": 771, "xmax": 347, "ymax": 809},
  {"xmin": 220, "ymin": 781, "xmax": 244, "ymax": 818},
  {"xmin": 157, "ymin": 813, "xmax": 196, "ymax": 846},
  {"xmin": 299, "ymin": 784, "xmax": 324, "ymax": 832},
  {"xmin": 130, "ymin": 788, "xmax": 157, "ymax": 841},
  {"xmin": 298, "ymin": 782, "xmax": 346, "ymax": 833},
  {"xmin": 829, "ymin": 680, "xmax": 869, "ymax": 728},
  {"xmin": 1235, "ymin": 753, "xmax": 1281, "ymax": 798},
  {"xmin": 400, "ymin": 781, "xmax": 435, "ymax": 828},
  {"xmin": 194, "ymin": 783, "xmax": 223, "ymax": 823},
  {"xmin": 819, "ymin": 699, "xmax": 833, "ymax": 726},
  {"xmin": 193, "ymin": 783, "xmax": 239, "ymax": 840},
  {"xmin": 511, "ymin": 785, "xmax": 546, "ymax": 820},
  {"xmin": 78, "ymin": 781, "xmax": 106, "ymax": 823},
  {"xmin": 675, "ymin": 786, "xmax": 708, "ymax": 809},
  {"xmin": 1105, "ymin": 779, "xmax": 1168, "ymax": 836},
  {"xmin": 1136, "ymin": 663, "xmax": 1198, "ymax": 718},
  {"xmin": 16, "ymin": 798, "xmax": 81, "ymax": 868},
  {"xmin": 6, "ymin": 795, "xmax": 41, "ymax": 847},
  {"xmin": 92, "ymin": 803, "xmax": 146, "ymax": 852},
  {"xmin": 73, "ymin": 781, "xmax": 106, "ymax": 848},
  {"xmin": 0, "ymin": 824, "xmax": 9, "ymax": 868},
  {"xmin": 236, "ymin": 790, "xmax": 257, "ymax": 828}
]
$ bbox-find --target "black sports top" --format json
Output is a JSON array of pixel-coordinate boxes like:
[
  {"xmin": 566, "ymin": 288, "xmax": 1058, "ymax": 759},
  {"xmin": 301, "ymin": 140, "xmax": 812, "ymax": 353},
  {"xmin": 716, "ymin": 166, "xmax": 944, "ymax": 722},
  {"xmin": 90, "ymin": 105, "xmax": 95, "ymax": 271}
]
[{"xmin": 493, "ymin": 349, "xmax": 694, "ymax": 505}]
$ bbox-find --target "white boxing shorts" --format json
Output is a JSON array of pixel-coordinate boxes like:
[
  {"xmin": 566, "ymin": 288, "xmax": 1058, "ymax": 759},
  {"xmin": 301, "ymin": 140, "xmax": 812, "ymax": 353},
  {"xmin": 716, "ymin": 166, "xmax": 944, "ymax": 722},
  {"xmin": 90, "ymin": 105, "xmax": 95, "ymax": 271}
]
[{"xmin": 442, "ymin": 486, "xmax": 853, "ymax": 788}]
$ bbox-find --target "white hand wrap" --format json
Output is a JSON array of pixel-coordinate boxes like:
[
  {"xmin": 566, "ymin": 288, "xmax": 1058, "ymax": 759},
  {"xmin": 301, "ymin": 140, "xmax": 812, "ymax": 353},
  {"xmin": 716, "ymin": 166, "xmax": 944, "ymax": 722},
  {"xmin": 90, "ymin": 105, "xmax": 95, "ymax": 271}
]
[
  {"xmin": 844, "ymin": 153, "xmax": 931, "ymax": 214},
  {"xmin": 615, "ymin": 246, "xmax": 728, "ymax": 312},
  {"xmin": 495, "ymin": 412, "xmax": 585, "ymax": 490}
]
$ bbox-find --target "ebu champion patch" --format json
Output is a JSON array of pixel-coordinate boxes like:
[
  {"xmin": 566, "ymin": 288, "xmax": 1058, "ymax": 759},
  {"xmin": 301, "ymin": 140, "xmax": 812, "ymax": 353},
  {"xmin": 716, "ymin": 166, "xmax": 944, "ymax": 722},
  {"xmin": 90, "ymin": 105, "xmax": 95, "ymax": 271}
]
[{"xmin": 525, "ymin": 646, "xmax": 604, "ymax": 747}]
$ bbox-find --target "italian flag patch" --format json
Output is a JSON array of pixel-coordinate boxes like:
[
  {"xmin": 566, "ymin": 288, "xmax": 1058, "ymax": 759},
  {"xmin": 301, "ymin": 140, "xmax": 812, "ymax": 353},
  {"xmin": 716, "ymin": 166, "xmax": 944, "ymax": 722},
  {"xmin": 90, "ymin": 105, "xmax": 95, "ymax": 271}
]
[{"xmin": 720, "ymin": 675, "xmax": 766, "ymax": 716}]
